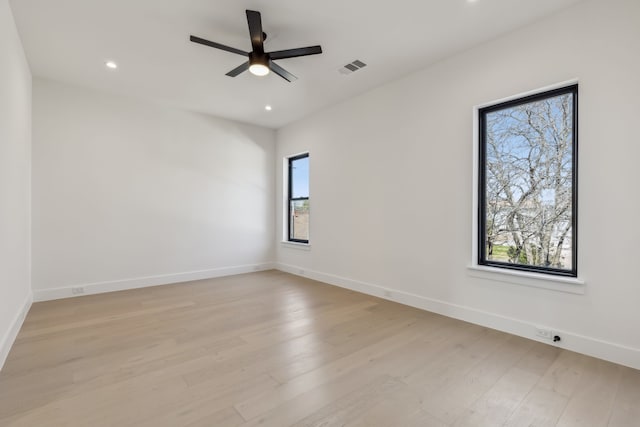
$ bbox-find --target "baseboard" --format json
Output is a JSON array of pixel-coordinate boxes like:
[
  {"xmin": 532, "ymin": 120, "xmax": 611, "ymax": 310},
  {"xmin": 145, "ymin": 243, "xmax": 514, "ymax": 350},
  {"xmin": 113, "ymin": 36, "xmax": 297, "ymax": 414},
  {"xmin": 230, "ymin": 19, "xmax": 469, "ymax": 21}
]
[
  {"xmin": 0, "ymin": 292, "xmax": 33, "ymax": 371},
  {"xmin": 33, "ymin": 262, "xmax": 275, "ymax": 302},
  {"xmin": 275, "ymin": 262, "xmax": 640, "ymax": 371}
]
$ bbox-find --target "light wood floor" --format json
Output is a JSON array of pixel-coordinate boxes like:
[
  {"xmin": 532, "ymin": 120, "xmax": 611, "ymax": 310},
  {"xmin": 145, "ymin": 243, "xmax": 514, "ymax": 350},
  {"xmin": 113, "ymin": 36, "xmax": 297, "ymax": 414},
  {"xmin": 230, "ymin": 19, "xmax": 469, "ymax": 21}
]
[{"xmin": 0, "ymin": 271, "xmax": 638, "ymax": 426}]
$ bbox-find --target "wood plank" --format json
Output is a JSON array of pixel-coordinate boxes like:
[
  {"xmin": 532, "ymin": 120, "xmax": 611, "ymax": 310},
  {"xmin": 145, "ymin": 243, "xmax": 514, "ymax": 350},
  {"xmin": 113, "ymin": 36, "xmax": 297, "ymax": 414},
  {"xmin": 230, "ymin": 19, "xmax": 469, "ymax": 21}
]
[
  {"xmin": 452, "ymin": 367, "xmax": 541, "ymax": 426},
  {"xmin": 504, "ymin": 386, "xmax": 569, "ymax": 427},
  {"xmin": 555, "ymin": 358, "xmax": 622, "ymax": 427},
  {"xmin": 608, "ymin": 366, "xmax": 640, "ymax": 426},
  {"xmin": 418, "ymin": 334, "xmax": 535, "ymax": 424},
  {"xmin": 289, "ymin": 375, "xmax": 420, "ymax": 427}
]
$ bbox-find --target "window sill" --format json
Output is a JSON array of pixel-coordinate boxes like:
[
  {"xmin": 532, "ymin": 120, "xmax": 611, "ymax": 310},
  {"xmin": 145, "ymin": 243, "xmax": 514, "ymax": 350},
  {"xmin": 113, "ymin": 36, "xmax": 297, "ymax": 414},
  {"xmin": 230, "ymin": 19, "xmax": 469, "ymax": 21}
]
[
  {"xmin": 467, "ymin": 265, "xmax": 585, "ymax": 294},
  {"xmin": 281, "ymin": 241, "xmax": 311, "ymax": 251}
]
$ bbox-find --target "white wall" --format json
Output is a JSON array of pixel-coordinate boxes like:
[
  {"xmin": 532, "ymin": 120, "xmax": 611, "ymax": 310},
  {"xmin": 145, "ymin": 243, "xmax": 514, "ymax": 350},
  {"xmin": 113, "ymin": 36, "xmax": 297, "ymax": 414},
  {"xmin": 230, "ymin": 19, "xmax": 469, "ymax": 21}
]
[
  {"xmin": 0, "ymin": 0, "xmax": 32, "ymax": 369},
  {"xmin": 32, "ymin": 79, "xmax": 276, "ymax": 300},
  {"xmin": 276, "ymin": 0, "xmax": 640, "ymax": 369}
]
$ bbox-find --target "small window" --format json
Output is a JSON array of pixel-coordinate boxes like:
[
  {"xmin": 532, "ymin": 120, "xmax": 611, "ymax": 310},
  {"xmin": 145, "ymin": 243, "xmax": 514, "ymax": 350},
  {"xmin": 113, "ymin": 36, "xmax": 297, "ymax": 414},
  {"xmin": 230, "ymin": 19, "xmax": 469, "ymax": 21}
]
[
  {"xmin": 478, "ymin": 85, "xmax": 578, "ymax": 277},
  {"xmin": 288, "ymin": 153, "xmax": 309, "ymax": 243}
]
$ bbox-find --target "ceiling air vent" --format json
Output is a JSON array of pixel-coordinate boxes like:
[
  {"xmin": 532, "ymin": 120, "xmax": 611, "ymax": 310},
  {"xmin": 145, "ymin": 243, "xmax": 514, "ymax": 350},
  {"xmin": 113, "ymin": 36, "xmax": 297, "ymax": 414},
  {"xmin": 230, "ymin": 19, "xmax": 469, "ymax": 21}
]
[{"xmin": 339, "ymin": 60, "xmax": 367, "ymax": 75}]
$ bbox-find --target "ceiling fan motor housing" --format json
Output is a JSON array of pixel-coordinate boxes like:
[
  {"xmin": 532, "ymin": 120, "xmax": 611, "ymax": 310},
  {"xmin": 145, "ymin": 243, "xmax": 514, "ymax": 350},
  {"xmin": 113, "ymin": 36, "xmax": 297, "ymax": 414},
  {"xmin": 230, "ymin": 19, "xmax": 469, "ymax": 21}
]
[{"xmin": 249, "ymin": 52, "xmax": 269, "ymax": 67}]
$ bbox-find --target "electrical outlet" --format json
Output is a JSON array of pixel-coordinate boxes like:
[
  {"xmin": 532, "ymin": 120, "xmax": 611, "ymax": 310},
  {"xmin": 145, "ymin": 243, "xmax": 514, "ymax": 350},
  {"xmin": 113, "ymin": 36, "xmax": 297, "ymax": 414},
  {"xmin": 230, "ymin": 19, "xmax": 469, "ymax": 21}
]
[
  {"xmin": 535, "ymin": 327, "xmax": 553, "ymax": 340},
  {"xmin": 72, "ymin": 287, "xmax": 85, "ymax": 295}
]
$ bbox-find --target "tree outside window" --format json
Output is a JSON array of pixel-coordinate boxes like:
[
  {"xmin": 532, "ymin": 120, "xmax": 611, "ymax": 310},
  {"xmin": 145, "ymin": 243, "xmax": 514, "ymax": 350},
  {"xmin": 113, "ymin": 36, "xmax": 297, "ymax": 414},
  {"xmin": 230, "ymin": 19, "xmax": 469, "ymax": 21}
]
[{"xmin": 479, "ymin": 85, "xmax": 578, "ymax": 277}]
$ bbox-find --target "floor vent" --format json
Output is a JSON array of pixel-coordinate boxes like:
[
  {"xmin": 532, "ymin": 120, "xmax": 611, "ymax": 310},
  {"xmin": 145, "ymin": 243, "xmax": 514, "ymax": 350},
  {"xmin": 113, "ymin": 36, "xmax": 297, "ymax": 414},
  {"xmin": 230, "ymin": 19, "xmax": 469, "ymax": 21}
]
[{"xmin": 339, "ymin": 60, "xmax": 367, "ymax": 75}]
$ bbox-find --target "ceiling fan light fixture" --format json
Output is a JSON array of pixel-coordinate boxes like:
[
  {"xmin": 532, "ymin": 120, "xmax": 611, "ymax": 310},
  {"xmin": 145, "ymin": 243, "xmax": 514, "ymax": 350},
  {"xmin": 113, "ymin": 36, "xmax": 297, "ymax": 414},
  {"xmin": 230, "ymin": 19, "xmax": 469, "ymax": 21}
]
[
  {"xmin": 249, "ymin": 63, "xmax": 270, "ymax": 76},
  {"xmin": 249, "ymin": 53, "xmax": 270, "ymax": 76}
]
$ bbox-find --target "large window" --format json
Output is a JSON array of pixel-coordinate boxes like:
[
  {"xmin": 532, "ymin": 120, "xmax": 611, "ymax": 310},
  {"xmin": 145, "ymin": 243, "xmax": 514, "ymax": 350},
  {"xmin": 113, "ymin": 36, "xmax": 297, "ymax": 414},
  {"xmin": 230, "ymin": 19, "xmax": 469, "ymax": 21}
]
[
  {"xmin": 478, "ymin": 85, "xmax": 578, "ymax": 277},
  {"xmin": 288, "ymin": 153, "xmax": 309, "ymax": 243}
]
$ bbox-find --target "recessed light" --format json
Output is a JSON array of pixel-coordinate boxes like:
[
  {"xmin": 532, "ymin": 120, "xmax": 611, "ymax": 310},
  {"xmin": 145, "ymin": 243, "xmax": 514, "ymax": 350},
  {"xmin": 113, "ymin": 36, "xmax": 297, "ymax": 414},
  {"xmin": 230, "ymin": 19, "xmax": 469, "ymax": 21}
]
[
  {"xmin": 265, "ymin": 105, "xmax": 272, "ymax": 111},
  {"xmin": 105, "ymin": 61, "xmax": 118, "ymax": 69}
]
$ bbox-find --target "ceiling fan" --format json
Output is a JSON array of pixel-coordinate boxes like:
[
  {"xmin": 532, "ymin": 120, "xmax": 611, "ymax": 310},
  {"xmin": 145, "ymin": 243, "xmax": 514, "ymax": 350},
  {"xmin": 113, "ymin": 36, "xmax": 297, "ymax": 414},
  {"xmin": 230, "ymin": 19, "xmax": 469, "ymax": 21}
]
[{"xmin": 190, "ymin": 9, "xmax": 323, "ymax": 82}]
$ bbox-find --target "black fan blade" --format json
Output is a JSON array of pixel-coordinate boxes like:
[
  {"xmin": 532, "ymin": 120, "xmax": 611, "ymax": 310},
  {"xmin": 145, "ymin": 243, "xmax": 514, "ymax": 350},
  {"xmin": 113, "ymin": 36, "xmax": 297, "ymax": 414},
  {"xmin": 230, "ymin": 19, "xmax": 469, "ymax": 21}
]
[
  {"xmin": 226, "ymin": 62, "xmax": 249, "ymax": 77},
  {"xmin": 269, "ymin": 60, "xmax": 297, "ymax": 82},
  {"xmin": 268, "ymin": 45, "xmax": 322, "ymax": 61},
  {"xmin": 190, "ymin": 35, "xmax": 248, "ymax": 57},
  {"xmin": 246, "ymin": 10, "xmax": 265, "ymax": 54}
]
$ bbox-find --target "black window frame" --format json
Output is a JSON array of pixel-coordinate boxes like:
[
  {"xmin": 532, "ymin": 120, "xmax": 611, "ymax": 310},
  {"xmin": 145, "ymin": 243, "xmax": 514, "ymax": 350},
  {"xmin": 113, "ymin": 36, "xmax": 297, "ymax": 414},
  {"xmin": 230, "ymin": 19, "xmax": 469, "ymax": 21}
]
[
  {"xmin": 478, "ymin": 84, "xmax": 578, "ymax": 277},
  {"xmin": 287, "ymin": 153, "xmax": 309, "ymax": 244}
]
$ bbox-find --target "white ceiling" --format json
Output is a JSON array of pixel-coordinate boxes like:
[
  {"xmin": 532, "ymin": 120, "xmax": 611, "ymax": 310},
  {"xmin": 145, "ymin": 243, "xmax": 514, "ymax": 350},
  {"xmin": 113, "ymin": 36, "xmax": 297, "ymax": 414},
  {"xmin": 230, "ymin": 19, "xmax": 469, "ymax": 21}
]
[{"xmin": 10, "ymin": 0, "xmax": 584, "ymax": 129}]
